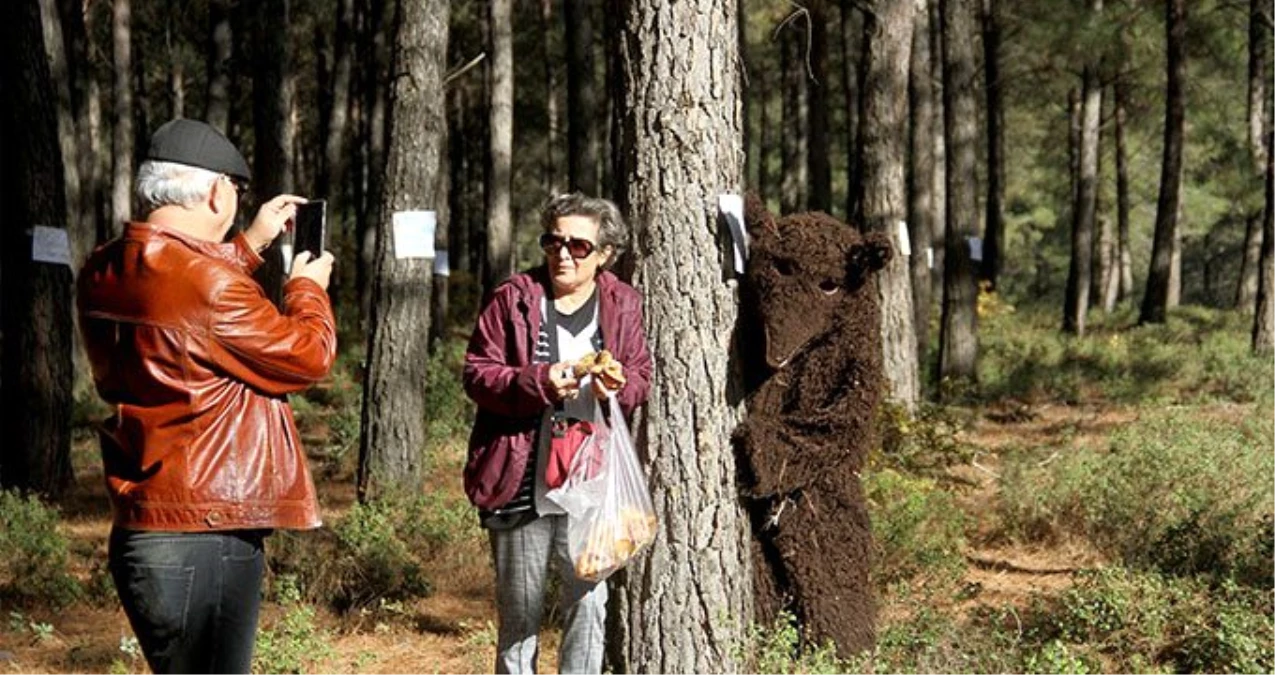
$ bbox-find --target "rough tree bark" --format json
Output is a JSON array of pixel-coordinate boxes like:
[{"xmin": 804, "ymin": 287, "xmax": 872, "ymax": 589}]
[
  {"xmin": 608, "ymin": 0, "xmax": 751, "ymax": 671},
  {"xmin": 841, "ymin": 1, "xmax": 861, "ymax": 220},
  {"xmin": 979, "ymin": 0, "xmax": 1004, "ymax": 288},
  {"xmin": 484, "ymin": 0, "xmax": 514, "ymax": 292},
  {"xmin": 1254, "ymin": 126, "xmax": 1274, "ymax": 352},
  {"xmin": 1114, "ymin": 77, "xmax": 1133, "ymax": 302},
  {"xmin": 1238, "ymin": 0, "xmax": 1271, "ymax": 309},
  {"xmin": 937, "ymin": 0, "xmax": 979, "ymax": 386},
  {"xmin": 1064, "ymin": 12, "xmax": 1102, "ymax": 337},
  {"xmin": 908, "ymin": 0, "xmax": 935, "ymax": 367},
  {"xmin": 565, "ymin": 0, "xmax": 599, "ymax": 193},
  {"xmin": 357, "ymin": 0, "xmax": 448, "ymax": 500},
  {"xmin": 0, "ymin": 0, "xmax": 75, "ymax": 496},
  {"xmin": 807, "ymin": 0, "xmax": 831, "ymax": 213},
  {"xmin": 204, "ymin": 0, "xmax": 234, "ymax": 132},
  {"xmin": 858, "ymin": 0, "xmax": 919, "ymax": 409},
  {"xmin": 928, "ymin": 0, "xmax": 946, "ymax": 292},
  {"xmin": 251, "ymin": 0, "xmax": 295, "ymax": 307},
  {"xmin": 1140, "ymin": 0, "xmax": 1186, "ymax": 325},
  {"xmin": 780, "ymin": 24, "xmax": 808, "ymax": 213},
  {"xmin": 111, "ymin": 0, "xmax": 133, "ymax": 233},
  {"xmin": 541, "ymin": 0, "xmax": 559, "ymax": 195}
]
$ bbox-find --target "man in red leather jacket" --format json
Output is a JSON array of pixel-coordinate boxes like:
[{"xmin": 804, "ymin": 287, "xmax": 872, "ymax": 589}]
[{"xmin": 77, "ymin": 118, "xmax": 337, "ymax": 674}]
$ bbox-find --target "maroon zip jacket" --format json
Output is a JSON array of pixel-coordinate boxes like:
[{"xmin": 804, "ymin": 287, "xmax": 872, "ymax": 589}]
[{"xmin": 462, "ymin": 267, "xmax": 652, "ymax": 510}]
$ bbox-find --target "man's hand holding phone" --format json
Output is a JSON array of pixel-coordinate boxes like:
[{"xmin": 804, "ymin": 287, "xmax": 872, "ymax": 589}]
[
  {"xmin": 244, "ymin": 194, "xmax": 306, "ymax": 253},
  {"xmin": 290, "ymin": 251, "xmax": 335, "ymax": 290}
]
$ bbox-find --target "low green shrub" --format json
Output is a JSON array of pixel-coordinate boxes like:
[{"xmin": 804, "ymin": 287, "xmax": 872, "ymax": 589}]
[
  {"xmin": 978, "ymin": 305, "xmax": 1271, "ymax": 405},
  {"xmin": 269, "ymin": 490, "xmax": 480, "ymax": 611},
  {"xmin": 864, "ymin": 468, "xmax": 968, "ymax": 588},
  {"xmin": 876, "ymin": 402, "xmax": 976, "ymax": 477},
  {"xmin": 253, "ymin": 574, "xmax": 333, "ymax": 674},
  {"xmin": 735, "ymin": 610, "xmax": 848, "ymax": 674},
  {"xmin": 0, "ymin": 489, "xmax": 81, "ymax": 606},
  {"xmin": 1023, "ymin": 567, "xmax": 1273, "ymax": 674},
  {"xmin": 997, "ymin": 407, "xmax": 1273, "ymax": 585}
]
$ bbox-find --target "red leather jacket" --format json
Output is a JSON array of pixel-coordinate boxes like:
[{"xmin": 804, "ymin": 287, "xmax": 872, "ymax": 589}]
[
  {"xmin": 77, "ymin": 222, "xmax": 337, "ymax": 532},
  {"xmin": 462, "ymin": 268, "xmax": 652, "ymax": 509}
]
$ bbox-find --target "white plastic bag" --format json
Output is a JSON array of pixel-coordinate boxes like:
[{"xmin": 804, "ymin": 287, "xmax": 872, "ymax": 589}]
[{"xmin": 545, "ymin": 396, "xmax": 657, "ymax": 582}]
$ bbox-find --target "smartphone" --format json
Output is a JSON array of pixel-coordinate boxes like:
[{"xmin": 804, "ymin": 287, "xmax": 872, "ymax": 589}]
[{"xmin": 292, "ymin": 200, "xmax": 328, "ymax": 259}]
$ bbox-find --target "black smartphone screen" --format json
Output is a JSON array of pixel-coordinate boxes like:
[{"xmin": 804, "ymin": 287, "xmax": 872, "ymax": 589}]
[{"xmin": 293, "ymin": 200, "xmax": 328, "ymax": 258}]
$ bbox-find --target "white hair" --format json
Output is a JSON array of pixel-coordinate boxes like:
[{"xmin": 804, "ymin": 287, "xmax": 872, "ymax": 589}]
[{"xmin": 135, "ymin": 160, "xmax": 220, "ymax": 212}]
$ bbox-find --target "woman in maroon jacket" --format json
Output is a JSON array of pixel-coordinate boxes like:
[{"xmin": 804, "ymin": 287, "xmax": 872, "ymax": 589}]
[{"xmin": 462, "ymin": 193, "xmax": 652, "ymax": 674}]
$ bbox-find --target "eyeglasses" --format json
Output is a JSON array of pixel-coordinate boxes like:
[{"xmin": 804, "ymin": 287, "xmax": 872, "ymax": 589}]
[
  {"xmin": 221, "ymin": 175, "xmax": 250, "ymax": 197},
  {"xmin": 539, "ymin": 232, "xmax": 597, "ymax": 260}
]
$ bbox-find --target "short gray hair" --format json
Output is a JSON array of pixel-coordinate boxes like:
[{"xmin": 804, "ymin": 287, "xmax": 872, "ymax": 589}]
[
  {"xmin": 135, "ymin": 160, "xmax": 220, "ymax": 212},
  {"xmin": 539, "ymin": 192, "xmax": 627, "ymax": 268}
]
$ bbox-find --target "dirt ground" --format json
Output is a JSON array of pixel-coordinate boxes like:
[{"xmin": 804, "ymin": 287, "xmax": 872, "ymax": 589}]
[{"xmin": 0, "ymin": 400, "xmax": 1145, "ymax": 674}]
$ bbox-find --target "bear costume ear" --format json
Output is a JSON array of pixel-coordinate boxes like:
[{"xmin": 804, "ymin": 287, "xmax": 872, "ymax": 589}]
[
  {"xmin": 846, "ymin": 230, "xmax": 893, "ymax": 287},
  {"xmin": 744, "ymin": 194, "xmax": 777, "ymax": 240}
]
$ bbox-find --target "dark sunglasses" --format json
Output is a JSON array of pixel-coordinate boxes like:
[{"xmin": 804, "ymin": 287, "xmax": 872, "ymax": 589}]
[{"xmin": 539, "ymin": 232, "xmax": 597, "ymax": 259}]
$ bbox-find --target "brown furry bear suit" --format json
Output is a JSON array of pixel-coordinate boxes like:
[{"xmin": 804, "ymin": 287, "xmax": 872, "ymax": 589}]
[{"xmin": 733, "ymin": 196, "xmax": 892, "ymax": 657}]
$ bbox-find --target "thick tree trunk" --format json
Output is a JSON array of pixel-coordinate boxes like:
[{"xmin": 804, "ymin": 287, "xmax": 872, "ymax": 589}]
[
  {"xmin": 204, "ymin": 0, "xmax": 234, "ymax": 132},
  {"xmin": 354, "ymin": 0, "xmax": 389, "ymax": 329},
  {"xmin": 908, "ymin": 0, "xmax": 935, "ymax": 368},
  {"xmin": 0, "ymin": 0, "xmax": 75, "ymax": 496},
  {"xmin": 937, "ymin": 0, "xmax": 979, "ymax": 386},
  {"xmin": 52, "ymin": 0, "xmax": 98, "ymax": 257},
  {"xmin": 1239, "ymin": 0, "xmax": 1271, "ymax": 309},
  {"xmin": 859, "ymin": 0, "xmax": 919, "ymax": 409},
  {"xmin": 928, "ymin": 0, "xmax": 946, "ymax": 293},
  {"xmin": 165, "ymin": 3, "xmax": 184, "ymax": 119},
  {"xmin": 979, "ymin": 0, "xmax": 1004, "ymax": 288},
  {"xmin": 1114, "ymin": 78, "xmax": 1133, "ymax": 303},
  {"xmin": 1237, "ymin": 211, "xmax": 1263, "ymax": 309},
  {"xmin": 564, "ymin": 0, "xmax": 598, "ymax": 193},
  {"xmin": 484, "ymin": 0, "xmax": 514, "ymax": 292},
  {"xmin": 357, "ymin": 0, "xmax": 448, "ymax": 500},
  {"xmin": 841, "ymin": 1, "xmax": 861, "ymax": 221},
  {"xmin": 1140, "ymin": 0, "xmax": 1186, "ymax": 325},
  {"xmin": 780, "ymin": 26, "xmax": 808, "ymax": 213},
  {"xmin": 541, "ymin": 0, "xmax": 559, "ymax": 195},
  {"xmin": 111, "ymin": 0, "xmax": 133, "ymax": 234},
  {"xmin": 1248, "ymin": 0, "xmax": 1270, "ymax": 174},
  {"xmin": 609, "ymin": 0, "xmax": 751, "ymax": 671},
  {"xmin": 1254, "ymin": 128, "xmax": 1274, "ymax": 352},
  {"xmin": 1064, "ymin": 52, "xmax": 1101, "ymax": 336},
  {"xmin": 807, "ymin": 0, "xmax": 832, "ymax": 213},
  {"xmin": 251, "ymin": 0, "xmax": 296, "ymax": 307}
]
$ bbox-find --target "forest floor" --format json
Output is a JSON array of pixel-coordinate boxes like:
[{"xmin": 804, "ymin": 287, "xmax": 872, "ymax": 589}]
[{"xmin": 0, "ymin": 399, "xmax": 1162, "ymax": 674}]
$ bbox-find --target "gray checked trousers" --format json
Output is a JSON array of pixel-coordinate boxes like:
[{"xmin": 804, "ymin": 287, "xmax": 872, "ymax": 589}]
[{"xmin": 489, "ymin": 514, "xmax": 607, "ymax": 674}]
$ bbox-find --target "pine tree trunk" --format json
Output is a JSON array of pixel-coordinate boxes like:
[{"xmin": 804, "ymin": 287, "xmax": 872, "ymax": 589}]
[
  {"xmin": 357, "ymin": 0, "xmax": 448, "ymax": 500},
  {"xmin": 980, "ymin": 0, "xmax": 1004, "ymax": 288},
  {"xmin": 204, "ymin": 0, "xmax": 234, "ymax": 132},
  {"xmin": 1140, "ymin": 0, "xmax": 1186, "ymax": 325},
  {"xmin": 0, "ymin": 0, "xmax": 75, "ymax": 496},
  {"xmin": 1248, "ymin": 0, "xmax": 1270, "ymax": 174},
  {"xmin": 111, "ymin": 0, "xmax": 133, "ymax": 233},
  {"xmin": 841, "ymin": 1, "xmax": 861, "ymax": 220},
  {"xmin": 484, "ymin": 0, "xmax": 514, "ymax": 292},
  {"xmin": 780, "ymin": 26, "xmax": 808, "ymax": 213},
  {"xmin": 1064, "ymin": 52, "xmax": 1101, "ymax": 336},
  {"xmin": 565, "ymin": 0, "xmax": 598, "ymax": 193},
  {"xmin": 908, "ymin": 0, "xmax": 935, "ymax": 369},
  {"xmin": 1237, "ymin": 212, "xmax": 1262, "ymax": 309},
  {"xmin": 860, "ymin": 0, "xmax": 919, "ymax": 409},
  {"xmin": 1115, "ymin": 78, "xmax": 1133, "ymax": 302},
  {"xmin": 807, "ymin": 0, "xmax": 832, "ymax": 213},
  {"xmin": 609, "ymin": 0, "xmax": 750, "ymax": 670},
  {"xmin": 541, "ymin": 0, "xmax": 559, "ymax": 194},
  {"xmin": 53, "ymin": 0, "xmax": 98, "ymax": 257},
  {"xmin": 937, "ymin": 0, "xmax": 979, "ymax": 386},
  {"xmin": 165, "ymin": 3, "xmax": 184, "ymax": 119},
  {"xmin": 251, "ymin": 0, "xmax": 296, "ymax": 308},
  {"xmin": 928, "ymin": 0, "xmax": 946, "ymax": 291},
  {"xmin": 1253, "ymin": 127, "xmax": 1274, "ymax": 352}
]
